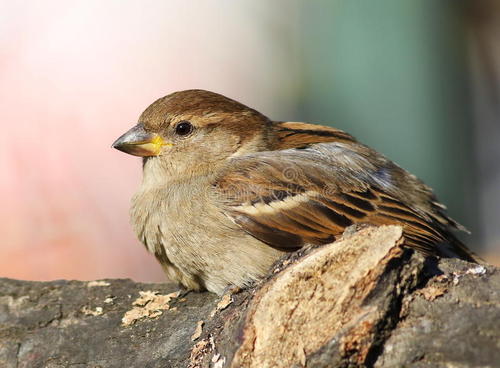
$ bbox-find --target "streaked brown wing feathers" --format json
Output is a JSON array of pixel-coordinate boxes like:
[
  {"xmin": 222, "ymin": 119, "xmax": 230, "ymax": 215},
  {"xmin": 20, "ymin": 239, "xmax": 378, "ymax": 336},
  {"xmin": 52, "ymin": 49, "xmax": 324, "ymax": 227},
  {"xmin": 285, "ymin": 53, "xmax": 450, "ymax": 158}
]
[
  {"xmin": 214, "ymin": 141, "xmax": 475, "ymax": 260},
  {"xmin": 219, "ymin": 179, "xmax": 449, "ymax": 255}
]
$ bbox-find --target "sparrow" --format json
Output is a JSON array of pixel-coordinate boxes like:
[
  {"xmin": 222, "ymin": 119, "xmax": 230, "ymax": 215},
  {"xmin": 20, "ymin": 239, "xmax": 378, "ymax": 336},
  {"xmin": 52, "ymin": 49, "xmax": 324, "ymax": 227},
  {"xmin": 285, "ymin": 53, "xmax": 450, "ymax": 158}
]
[{"xmin": 112, "ymin": 89, "xmax": 479, "ymax": 295}]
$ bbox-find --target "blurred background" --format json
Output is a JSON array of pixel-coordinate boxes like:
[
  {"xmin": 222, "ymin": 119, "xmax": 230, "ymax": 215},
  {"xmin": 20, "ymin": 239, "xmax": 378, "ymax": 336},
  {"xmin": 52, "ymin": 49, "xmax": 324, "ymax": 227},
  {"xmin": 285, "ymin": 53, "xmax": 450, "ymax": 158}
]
[{"xmin": 1, "ymin": 0, "xmax": 499, "ymax": 282}]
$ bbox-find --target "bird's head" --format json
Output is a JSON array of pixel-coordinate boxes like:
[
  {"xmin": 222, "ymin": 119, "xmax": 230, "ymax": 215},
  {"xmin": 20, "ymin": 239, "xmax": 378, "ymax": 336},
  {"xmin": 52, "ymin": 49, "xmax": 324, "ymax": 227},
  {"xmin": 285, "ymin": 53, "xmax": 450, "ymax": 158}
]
[{"xmin": 112, "ymin": 89, "xmax": 271, "ymax": 178}]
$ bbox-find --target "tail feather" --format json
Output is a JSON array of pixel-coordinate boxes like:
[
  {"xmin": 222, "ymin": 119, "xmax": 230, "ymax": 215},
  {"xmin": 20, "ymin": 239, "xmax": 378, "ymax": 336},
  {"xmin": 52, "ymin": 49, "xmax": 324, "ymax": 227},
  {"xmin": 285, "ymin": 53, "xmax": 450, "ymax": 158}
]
[{"xmin": 437, "ymin": 232, "xmax": 484, "ymax": 264}]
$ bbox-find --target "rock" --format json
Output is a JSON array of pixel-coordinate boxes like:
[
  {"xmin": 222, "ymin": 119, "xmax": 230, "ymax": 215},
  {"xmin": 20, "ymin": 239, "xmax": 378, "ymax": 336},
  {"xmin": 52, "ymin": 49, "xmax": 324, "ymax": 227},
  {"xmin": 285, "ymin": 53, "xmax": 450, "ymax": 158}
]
[{"xmin": 0, "ymin": 226, "xmax": 498, "ymax": 368}]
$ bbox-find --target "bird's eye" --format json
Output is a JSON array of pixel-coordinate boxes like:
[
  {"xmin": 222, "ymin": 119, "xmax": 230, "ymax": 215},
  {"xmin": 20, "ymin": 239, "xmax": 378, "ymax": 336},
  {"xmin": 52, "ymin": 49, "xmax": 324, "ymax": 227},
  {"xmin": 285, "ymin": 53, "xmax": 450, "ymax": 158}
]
[{"xmin": 174, "ymin": 121, "xmax": 193, "ymax": 136}]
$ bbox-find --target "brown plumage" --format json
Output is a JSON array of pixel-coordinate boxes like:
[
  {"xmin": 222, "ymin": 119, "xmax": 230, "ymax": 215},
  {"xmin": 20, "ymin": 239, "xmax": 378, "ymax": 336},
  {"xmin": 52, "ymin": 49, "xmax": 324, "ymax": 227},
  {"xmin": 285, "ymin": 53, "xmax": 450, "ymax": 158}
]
[{"xmin": 113, "ymin": 89, "xmax": 479, "ymax": 295}]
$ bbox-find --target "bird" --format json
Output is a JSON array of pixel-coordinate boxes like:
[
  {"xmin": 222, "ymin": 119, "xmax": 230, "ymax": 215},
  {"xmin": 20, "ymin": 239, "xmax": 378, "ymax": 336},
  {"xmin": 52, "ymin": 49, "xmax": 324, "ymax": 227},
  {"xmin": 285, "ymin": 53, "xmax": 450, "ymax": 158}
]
[{"xmin": 112, "ymin": 89, "xmax": 479, "ymax": 295}]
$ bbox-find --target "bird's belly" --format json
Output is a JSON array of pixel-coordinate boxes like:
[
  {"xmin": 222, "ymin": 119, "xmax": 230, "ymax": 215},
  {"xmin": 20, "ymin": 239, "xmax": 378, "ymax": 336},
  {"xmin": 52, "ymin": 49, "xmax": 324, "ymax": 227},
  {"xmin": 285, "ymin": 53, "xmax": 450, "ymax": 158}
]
[
  {"xmin": 159, "ymin": 212, "xmax": 284, "ymax": 294},
  {"xmin": 131, "ymin": 186, "xmax": 284, "ymax": 294}
]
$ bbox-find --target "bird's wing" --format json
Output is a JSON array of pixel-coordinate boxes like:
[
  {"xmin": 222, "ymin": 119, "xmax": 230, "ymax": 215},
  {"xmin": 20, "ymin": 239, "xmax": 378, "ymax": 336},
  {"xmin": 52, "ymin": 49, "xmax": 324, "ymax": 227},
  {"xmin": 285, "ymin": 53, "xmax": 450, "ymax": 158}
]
[
  {"xmin": 214, "ymin": 141, "xmax": 476, "ymax": 261},
  {"xmin": 270, "ymin": 120, "xmax": 452, "ymax": 226}
]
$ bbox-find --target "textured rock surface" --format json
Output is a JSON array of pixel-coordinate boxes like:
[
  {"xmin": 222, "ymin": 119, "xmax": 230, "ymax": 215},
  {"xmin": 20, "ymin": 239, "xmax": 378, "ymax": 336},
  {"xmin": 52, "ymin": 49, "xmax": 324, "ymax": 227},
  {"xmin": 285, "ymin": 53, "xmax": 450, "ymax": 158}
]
[
  {"xmin": 0, "ymin": 226, "xmax": 498, "ymax": 368},
  {"xmin": 375, "ymin": 259, "xmax": 500, "ymax": 367},
  {"xmin": 0, "ymin": 279, "xmax": 218, "ymax": 368}
]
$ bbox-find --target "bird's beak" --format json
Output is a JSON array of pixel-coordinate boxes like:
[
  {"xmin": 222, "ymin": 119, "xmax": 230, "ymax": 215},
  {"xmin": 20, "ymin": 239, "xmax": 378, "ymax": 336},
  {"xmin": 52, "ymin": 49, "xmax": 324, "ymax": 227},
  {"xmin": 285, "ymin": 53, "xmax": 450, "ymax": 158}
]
[{"xmin": 112, "ymin": 123, "xmax": 170, "ymax": 157}]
